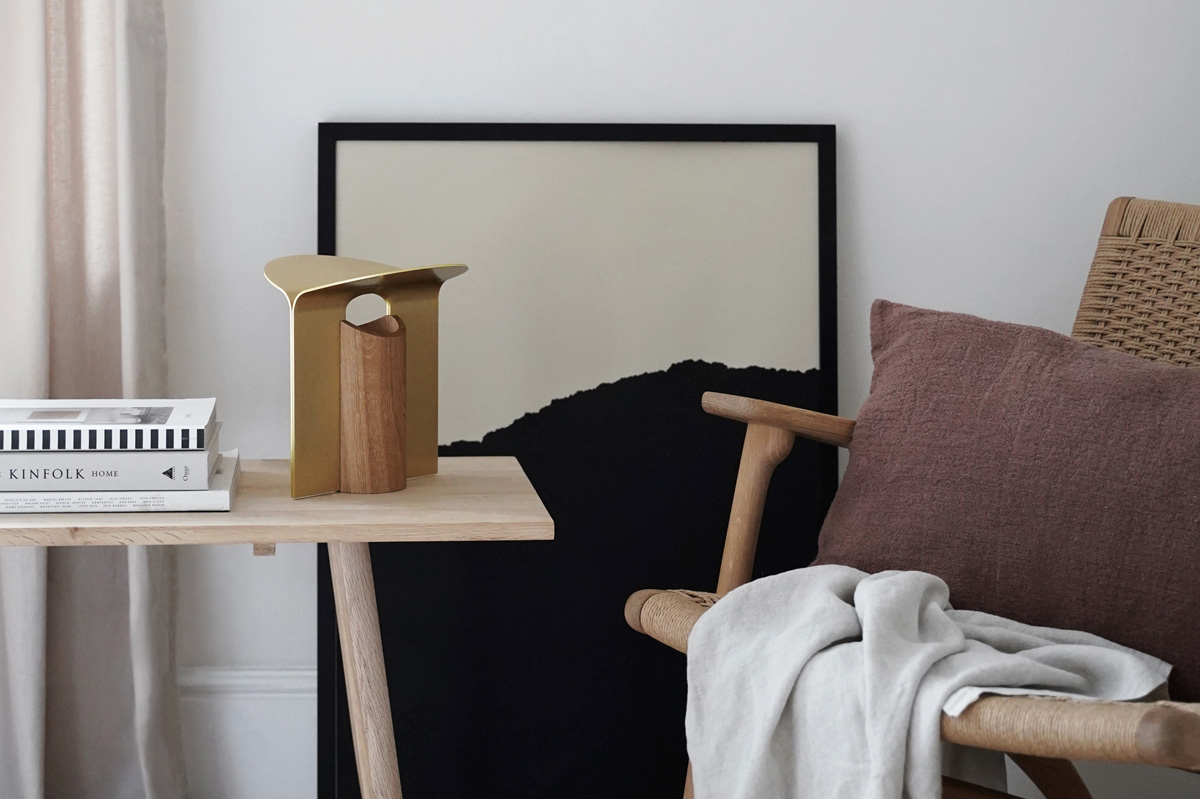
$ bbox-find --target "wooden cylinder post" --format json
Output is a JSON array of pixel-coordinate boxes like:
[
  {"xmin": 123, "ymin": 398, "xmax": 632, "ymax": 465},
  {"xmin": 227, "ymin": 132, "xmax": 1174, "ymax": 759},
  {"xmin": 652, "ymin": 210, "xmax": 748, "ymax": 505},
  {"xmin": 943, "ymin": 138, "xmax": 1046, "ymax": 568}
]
[{"xmin": 340, "ymin": 315, "xmax": 407, "ymax": 494}]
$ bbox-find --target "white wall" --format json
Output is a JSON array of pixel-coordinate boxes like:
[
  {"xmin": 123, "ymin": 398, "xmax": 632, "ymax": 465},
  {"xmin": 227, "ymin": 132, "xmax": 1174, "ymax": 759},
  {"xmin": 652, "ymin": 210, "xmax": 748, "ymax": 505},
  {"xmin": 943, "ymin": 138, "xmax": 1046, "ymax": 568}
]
[{"xmin": 163, "ymin": 1, "xmax": 1200, "ymax": 795}]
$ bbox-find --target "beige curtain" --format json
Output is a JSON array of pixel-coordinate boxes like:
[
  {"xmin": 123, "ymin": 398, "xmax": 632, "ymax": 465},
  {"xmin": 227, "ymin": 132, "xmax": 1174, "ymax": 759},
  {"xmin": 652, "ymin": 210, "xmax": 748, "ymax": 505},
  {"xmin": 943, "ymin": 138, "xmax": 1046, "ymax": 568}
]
[{"xmin": 0, "ymin": 1, "xmax": 185, "ymax": 797}]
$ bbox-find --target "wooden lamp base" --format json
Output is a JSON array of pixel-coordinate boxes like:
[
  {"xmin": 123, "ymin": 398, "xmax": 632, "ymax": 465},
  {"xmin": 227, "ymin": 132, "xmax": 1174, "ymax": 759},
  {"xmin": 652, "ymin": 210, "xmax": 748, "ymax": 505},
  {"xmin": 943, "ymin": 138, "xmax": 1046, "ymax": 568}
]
[{"xmin": 340, "ymin": 315, "xmax": 407, "ymax": 494}]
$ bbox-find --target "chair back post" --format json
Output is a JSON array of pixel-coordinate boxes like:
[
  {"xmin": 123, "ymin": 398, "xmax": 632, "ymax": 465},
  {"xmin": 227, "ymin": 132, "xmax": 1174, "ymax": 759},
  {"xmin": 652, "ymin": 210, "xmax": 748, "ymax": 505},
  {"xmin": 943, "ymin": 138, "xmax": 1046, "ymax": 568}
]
[{"xmin": 715, "ymin": 422, "xmax": 795, "ymax": 595}]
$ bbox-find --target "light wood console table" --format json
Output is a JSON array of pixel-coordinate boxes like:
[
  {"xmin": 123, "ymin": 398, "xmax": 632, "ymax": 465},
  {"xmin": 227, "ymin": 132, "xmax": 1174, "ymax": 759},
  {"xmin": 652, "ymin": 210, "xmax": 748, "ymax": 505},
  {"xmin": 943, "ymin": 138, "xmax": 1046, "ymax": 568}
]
[{"xmin": 0, "ymin": 457, "xmax": 554, "ymax": 798}]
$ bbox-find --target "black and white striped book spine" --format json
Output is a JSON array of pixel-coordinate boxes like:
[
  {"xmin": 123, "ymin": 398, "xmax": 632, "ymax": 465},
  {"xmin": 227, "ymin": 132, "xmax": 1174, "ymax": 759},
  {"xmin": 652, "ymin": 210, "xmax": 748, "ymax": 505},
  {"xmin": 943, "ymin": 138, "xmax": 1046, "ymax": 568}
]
[
  {"xmin": 0, "ymin": 424, "xmax": 210, "ymax": 451},
  {"xmin": 0, "ymin": 397, "xmax": 216, "ymax": 451},
  {"xmin": 0, "ymin": 427, "xmax": 220, "ymax": 491}
]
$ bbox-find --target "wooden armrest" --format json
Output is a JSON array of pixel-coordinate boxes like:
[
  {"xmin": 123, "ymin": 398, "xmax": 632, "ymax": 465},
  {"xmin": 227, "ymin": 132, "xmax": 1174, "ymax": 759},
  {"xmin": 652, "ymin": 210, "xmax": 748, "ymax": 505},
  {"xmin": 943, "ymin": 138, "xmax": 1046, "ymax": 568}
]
[
  {"xmin": 702, "ymin": 391, "xmax": 853, "ymax": 593},
  {"xmin": 701, "ymin": 392, "xmax": 855, "ymax": 447},
  {"xmin": 943, "ymin": 695, "xmax": 1200, "ymax": 772}
]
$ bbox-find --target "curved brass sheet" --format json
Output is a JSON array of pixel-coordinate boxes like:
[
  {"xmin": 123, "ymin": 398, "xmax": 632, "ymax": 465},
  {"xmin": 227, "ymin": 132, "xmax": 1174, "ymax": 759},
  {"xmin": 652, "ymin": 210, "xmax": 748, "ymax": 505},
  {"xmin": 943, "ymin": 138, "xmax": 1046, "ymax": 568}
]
[
  {"xmin": 265, "ymin": 255, "xmax": 467, "ymax": 307},
  {"xmin": 265, "ymin": 255, "xmax": 467, "ymax": 498}
]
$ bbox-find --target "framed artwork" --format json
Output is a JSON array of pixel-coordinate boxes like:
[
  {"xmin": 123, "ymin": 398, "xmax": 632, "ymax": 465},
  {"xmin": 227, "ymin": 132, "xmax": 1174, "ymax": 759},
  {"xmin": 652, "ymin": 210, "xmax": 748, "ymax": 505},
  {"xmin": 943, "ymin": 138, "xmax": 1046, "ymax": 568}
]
[{"xmin": 316, "ymin": 123, "xmax": 837, "ymax": 798}]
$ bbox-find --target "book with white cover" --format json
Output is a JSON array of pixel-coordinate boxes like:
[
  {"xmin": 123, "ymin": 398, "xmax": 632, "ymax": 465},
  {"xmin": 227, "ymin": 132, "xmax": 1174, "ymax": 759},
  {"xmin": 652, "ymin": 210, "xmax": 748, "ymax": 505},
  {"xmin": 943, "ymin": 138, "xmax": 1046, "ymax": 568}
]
[
  {"xmin": 0, "ymin": 451, "xmax": 240, "ymax": 513},
  {"xmin": 0, "ymin": 426, "xmax": 220, "ymax": 491},
  {"xmin": 0, "ymin": 398, "xmax": 216, "ymax": 451}
]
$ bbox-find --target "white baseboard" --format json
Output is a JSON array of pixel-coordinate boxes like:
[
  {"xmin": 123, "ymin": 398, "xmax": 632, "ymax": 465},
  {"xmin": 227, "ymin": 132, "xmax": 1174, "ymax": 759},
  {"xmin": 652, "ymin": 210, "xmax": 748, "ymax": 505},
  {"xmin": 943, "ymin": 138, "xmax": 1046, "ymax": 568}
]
[
  {"xmin": 177, "ymin": 666, "xmax": 317, "ymax": 698},
  {"xmin": 176, "ymin": 667, "xmax": 317, "ymax": 798}
]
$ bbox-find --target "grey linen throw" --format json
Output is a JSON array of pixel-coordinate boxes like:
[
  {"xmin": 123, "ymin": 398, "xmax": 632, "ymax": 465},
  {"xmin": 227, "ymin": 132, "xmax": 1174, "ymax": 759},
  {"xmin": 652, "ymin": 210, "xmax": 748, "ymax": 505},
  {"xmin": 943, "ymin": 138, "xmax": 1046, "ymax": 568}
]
[{"xmin": 685, "ymin": 565, "xmax": 1170, "ymax": 799}]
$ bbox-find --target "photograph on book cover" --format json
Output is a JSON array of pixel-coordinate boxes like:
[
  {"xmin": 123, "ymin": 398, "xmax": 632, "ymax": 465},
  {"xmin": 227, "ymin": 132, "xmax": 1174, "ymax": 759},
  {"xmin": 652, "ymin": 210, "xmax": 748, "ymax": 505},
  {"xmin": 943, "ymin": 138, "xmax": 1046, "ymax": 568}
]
[
  {"xmin": 1, "ymin": 407, "xmax": 172, "ymax": 424},
  {"xmin": 317, "ymin": 123, "xmax": 836, "ymax": 798}
]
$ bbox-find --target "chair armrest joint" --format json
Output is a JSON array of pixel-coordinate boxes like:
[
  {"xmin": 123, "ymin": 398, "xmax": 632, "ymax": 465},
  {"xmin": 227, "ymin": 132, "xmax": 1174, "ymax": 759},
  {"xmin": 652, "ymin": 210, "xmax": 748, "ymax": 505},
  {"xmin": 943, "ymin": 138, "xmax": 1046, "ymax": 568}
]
[{"xmin": 701, "ymin": 391, "xmax": 855, "ymax": 447}]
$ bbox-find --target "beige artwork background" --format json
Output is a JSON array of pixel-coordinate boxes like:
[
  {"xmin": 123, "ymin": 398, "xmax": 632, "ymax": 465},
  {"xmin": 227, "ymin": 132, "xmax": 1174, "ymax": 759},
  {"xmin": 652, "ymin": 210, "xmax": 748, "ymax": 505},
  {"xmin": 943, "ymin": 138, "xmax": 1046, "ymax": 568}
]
[{"xmin": 336, "ymin": 138, "xmax": 822, "ymax": 444}]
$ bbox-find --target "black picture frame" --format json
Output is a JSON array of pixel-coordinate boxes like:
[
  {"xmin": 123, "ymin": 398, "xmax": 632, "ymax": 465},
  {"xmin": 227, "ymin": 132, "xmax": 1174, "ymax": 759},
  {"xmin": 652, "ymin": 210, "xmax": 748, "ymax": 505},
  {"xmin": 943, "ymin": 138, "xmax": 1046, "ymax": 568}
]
[{"xmin": 316, "ymin": 122, "xmax": 837, "ymax": 798}]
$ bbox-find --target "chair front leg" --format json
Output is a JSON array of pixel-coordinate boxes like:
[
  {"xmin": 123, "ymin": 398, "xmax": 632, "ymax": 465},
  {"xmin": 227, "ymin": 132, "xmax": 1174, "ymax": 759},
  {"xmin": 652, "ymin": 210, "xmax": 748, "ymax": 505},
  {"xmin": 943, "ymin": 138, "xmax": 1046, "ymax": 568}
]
[{"xmin": 716, "ymin": 422, "xmax": 795, "ymax": 595}]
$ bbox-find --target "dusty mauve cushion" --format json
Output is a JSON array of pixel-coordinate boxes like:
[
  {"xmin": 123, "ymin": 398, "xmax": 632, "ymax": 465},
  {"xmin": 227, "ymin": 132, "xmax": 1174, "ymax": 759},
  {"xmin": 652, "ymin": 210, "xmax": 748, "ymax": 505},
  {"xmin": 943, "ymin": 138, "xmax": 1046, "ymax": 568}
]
[{"xmin": 815, "ymin": 300, "xmax": 1200, "ymax": 701}]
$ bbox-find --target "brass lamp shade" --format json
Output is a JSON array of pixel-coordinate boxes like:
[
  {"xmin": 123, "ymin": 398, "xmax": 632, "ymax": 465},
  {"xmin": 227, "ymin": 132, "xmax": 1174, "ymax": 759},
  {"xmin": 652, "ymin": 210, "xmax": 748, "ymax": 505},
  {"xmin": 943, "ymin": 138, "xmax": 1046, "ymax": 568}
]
[{"xmin": 265, "ymin": 255, "xmax": 467, "ymax": 498}]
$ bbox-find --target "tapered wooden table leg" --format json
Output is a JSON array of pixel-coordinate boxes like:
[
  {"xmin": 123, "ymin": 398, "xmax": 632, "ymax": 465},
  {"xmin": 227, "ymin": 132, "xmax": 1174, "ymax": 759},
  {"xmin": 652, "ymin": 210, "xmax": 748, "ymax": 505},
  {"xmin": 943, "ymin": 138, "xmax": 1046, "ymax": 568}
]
[{"xmin": 328, "ymin": 541, "xmax": 403, "ymax": 798}]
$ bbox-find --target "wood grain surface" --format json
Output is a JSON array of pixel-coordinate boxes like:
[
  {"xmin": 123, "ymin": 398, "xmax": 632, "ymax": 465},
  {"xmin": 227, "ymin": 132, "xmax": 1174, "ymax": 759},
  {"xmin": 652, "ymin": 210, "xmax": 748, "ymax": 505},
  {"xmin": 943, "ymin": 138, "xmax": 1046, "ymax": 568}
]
[
  {"xmin": 0, "ymin": 458, "xmax": 553, "ymax": 547},
  {"xmin": 340, "ymin": 316, "xmax": 407, "ymax": 494},
  {"xmin": 329, "ymin": 540, "xmax": 404, "ymax": 798}
]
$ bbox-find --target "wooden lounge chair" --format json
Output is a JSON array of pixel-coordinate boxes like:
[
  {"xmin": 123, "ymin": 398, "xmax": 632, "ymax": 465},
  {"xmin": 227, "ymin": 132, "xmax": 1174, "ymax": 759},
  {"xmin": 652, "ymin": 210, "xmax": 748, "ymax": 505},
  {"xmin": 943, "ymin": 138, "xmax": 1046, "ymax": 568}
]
[{"xmin": 624, "ymin": 197, "xmax": 1200, "ymax": 799}]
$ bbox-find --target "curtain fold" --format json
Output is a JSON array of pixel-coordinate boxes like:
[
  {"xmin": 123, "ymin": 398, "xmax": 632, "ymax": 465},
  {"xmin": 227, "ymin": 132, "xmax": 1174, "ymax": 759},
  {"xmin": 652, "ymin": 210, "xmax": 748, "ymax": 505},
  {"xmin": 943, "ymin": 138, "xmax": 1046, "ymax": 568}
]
[{"xmin": 0, "ymin": 1, "xmax": 184, "ymax": 797}]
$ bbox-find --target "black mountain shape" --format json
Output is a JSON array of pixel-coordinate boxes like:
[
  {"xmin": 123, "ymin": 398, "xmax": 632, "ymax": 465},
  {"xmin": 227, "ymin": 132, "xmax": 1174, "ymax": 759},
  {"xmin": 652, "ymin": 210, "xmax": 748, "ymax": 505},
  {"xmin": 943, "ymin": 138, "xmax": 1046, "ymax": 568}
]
[{"xmin": 324, "ymin": 360, "xmax": 834, "ymax": 799}]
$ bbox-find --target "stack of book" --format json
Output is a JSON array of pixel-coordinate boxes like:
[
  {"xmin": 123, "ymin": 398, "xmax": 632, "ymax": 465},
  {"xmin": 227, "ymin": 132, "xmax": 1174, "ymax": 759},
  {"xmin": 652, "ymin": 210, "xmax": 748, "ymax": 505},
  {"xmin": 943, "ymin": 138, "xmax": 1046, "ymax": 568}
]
[{"xmin": 0, "ymin": 399, "xmax": 239, "ymax": 513}]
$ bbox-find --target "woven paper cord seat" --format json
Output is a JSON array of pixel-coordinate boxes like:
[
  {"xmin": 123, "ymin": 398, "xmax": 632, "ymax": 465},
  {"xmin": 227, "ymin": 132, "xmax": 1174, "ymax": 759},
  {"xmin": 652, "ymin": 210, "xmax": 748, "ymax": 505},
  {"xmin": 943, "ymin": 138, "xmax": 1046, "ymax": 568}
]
[
  {"xmin": 625, "ymin": 587, "xmax": 1200, "ymax": 773},
  {"xmin": 626, "ymin": 198, "xmax": 1200, "ymax": 799}
]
